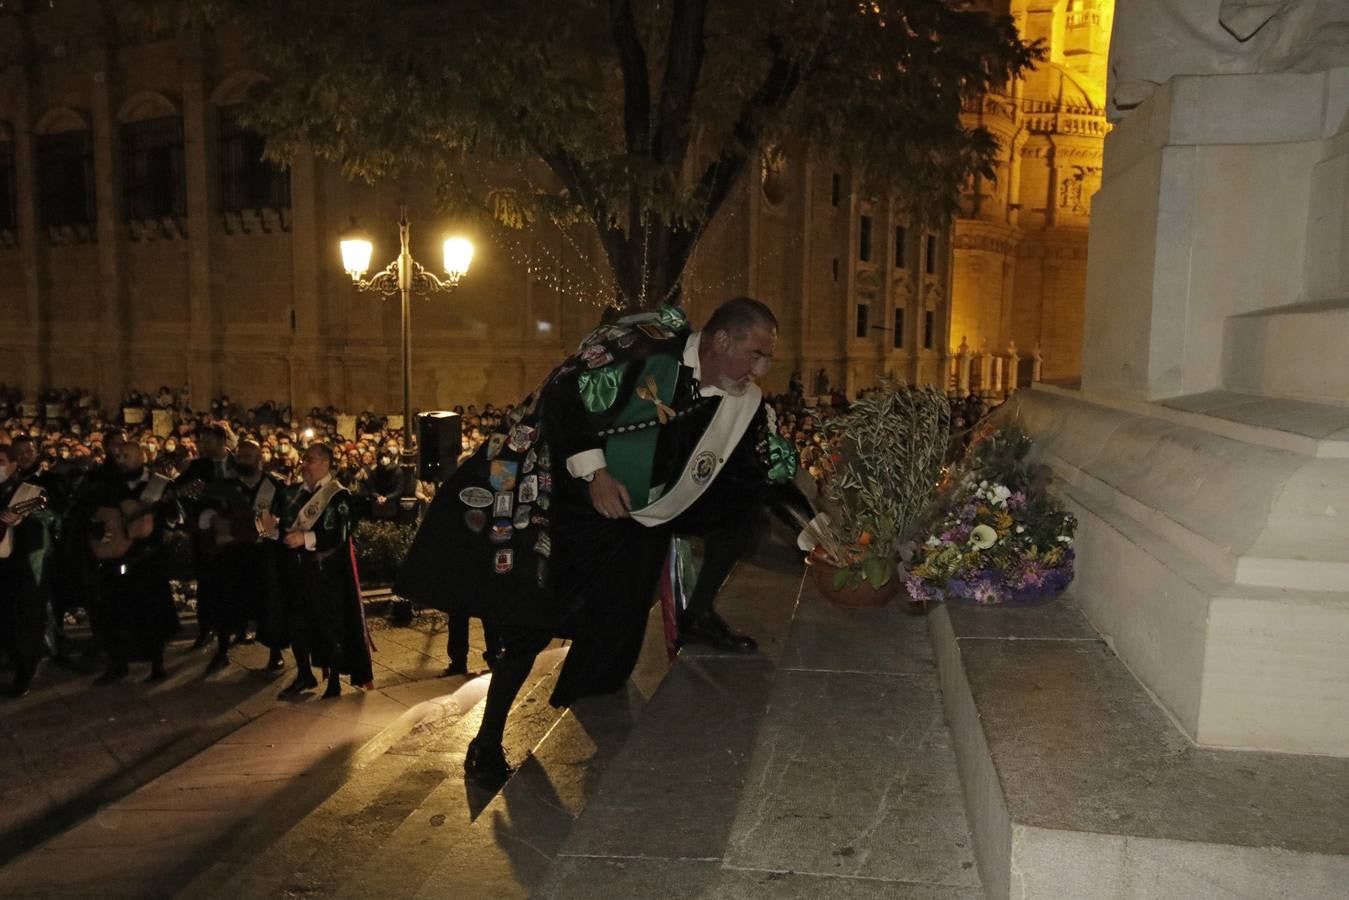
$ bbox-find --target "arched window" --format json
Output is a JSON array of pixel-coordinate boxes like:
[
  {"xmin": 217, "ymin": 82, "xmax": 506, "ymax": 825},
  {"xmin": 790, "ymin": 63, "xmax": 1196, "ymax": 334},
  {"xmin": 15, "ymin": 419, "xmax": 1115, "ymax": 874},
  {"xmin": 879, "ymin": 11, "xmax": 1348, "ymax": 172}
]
[
  {"xmin": 218, "ymin": 104, "xmax": 290, "ymax": 215},
  {"xmin": 118, "ymin": 92, "xmax": 187, "ymax": 230},
  {"xmin": 34, "ymin": 108, "xmax": 95, "ymax": 242}
]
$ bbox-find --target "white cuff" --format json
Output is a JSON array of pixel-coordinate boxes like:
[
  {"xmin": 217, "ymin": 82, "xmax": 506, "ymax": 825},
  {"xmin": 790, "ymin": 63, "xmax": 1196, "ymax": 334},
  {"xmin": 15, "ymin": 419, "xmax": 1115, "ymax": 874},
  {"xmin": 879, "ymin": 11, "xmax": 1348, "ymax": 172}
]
[
  {"xmin": 566, "ymin": 449, "xmax": 608, "ymax": 480},
  {"xmin": 303, "ymin": 530, "xmax": 317, "ymax": 551},
  {"xmin": 197, "ymin": 510, "xmax": 216, "ymax": 530}
]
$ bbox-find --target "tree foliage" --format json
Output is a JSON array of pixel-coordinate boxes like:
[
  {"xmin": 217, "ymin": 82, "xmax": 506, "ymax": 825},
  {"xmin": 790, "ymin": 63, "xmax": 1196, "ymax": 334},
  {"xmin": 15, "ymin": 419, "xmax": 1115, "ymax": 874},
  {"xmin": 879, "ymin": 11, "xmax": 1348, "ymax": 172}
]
[{"xmin": 150, "ymin": 0, "xmax": 1038, "ymax": 308}]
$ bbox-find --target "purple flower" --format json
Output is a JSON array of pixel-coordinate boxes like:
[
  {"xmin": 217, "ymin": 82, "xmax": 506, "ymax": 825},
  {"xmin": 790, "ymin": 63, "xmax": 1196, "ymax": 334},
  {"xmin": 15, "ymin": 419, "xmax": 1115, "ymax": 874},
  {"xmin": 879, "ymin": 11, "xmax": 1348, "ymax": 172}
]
[{"xmin": 1008, "ymin": 490, "xmax": 1027, "ymax": 510}]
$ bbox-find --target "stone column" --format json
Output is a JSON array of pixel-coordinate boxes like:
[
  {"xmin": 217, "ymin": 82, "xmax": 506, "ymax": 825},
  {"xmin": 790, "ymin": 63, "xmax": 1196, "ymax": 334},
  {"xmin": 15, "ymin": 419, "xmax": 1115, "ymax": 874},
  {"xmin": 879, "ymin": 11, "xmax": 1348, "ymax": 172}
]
[
  {"xmin": 89, "ymin": 42, "xmax": 129, "ymax": 402},
  {"xmin": 180, "ymin": 33, "xmax": 217, "ymax": 402},
  {"xmin": 287, "ymin": 148, "xmax": 323, "ymax": 411},
  {"xmin": 956, "ymin": 336, "xmax": 971, "ymax": 396},
  {"xmin": 12, "ymin": 25, "xmax": 48, "ymax": 389},
  {"xmin": 978, "ymin": 338, "xmax": 993, "ymax": 398}
]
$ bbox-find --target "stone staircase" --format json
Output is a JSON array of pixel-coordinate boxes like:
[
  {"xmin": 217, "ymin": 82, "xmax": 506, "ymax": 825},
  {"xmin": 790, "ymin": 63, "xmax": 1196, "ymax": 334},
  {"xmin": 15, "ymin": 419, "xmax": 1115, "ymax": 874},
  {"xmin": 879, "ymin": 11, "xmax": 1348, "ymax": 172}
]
[{"xmin": 1015, "ymin": 385, "xmax": 1349, "ymax": 756}]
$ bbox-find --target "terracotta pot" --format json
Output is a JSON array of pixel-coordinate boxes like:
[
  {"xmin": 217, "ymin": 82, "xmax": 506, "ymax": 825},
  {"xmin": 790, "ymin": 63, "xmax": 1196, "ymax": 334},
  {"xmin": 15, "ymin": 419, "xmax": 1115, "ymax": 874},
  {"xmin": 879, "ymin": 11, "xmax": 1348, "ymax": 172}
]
[{"xmin": 808, "ymin": 560, "xmax": 899, "ymax": 608}]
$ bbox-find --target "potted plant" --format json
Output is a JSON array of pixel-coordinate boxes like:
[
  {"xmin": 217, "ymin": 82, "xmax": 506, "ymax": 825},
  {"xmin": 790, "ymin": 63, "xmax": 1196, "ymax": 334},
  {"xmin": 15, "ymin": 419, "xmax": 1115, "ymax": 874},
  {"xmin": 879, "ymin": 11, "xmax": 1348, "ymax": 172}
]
[
  {"xmin": 797, "ymin": 382, "xmax": 950, "ymax": 607},
  {"xmin": 904, "ymin": 420, "xmax": 1076, "ymax": 606}
]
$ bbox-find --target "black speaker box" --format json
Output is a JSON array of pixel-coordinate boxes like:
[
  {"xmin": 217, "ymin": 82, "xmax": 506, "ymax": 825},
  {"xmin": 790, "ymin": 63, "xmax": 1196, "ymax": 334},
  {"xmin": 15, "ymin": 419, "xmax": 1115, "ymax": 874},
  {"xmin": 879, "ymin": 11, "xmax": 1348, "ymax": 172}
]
[{"xmin": 417, "ymin": 411, "xmax": 462, "ymax": 482}]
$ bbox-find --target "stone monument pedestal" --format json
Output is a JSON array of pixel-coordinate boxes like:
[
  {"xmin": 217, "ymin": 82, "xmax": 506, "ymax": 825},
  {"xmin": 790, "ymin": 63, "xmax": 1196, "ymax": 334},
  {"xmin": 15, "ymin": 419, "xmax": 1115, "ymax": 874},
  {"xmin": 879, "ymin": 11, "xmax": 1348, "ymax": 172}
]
[{"xmin": 1019, "ymin": 68, "xmax": 1349, "ymax": 757}]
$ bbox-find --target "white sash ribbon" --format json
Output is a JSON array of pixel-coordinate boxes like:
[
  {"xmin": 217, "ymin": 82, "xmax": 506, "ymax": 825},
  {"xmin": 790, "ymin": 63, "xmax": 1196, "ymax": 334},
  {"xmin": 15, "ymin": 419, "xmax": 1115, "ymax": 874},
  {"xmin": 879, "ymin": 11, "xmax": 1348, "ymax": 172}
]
[
  {"xmin": 630, "ymin": 384, "xmax": 762, "ymax": 527},
  {"xmin": 290, "ymin": 480, "xmax": 342, "ymax": 532},
  {"xmin": 139, "ymin": 473, "xmax": 171, "ymax": 506},
  {"xmin": 252, "ymin": 477, "xmax": 277, "ymax": 514}
]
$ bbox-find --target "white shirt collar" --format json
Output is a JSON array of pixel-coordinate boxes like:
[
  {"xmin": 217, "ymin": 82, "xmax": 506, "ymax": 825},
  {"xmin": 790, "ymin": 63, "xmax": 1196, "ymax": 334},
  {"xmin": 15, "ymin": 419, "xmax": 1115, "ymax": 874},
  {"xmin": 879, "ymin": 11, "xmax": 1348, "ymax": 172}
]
[{"xmin": 683, "ymin": 332, "xmax": 725, "ymax": 398}]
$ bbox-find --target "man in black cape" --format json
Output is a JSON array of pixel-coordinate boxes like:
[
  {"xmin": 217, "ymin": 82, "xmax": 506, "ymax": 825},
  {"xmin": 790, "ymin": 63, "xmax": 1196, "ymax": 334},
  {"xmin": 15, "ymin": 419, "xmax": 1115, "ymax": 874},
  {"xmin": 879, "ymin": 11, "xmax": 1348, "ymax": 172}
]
[
  {"xmin": 0, "ymin": 442, "xmax": 56, "ymax": 697},
  {"xmin": 263, "ymin": 443, "xmax": 373, "ymax": 699},
  {"xmin": 89, "ymin": 442, "xmax": 182, "ymax": 683},
  {"xmin": 397, "ymin": 297, "xmax": 808, "ymax": 779}
]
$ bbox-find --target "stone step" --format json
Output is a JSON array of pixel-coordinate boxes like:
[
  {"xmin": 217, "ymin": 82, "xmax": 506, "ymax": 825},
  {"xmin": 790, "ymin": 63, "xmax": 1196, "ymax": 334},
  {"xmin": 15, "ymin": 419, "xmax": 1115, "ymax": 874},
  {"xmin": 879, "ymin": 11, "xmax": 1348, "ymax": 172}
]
[
  {"xmin": 181, "ymin": 646, "xmax": 569, "ymax": 900},
  {"xmin": 538, "ymin": 570, "xmax": 983, "ymax": 898},
  {"xmin": 1223, "ymin": 298, "xmax": 1349, "ymax": 412},
  {"xmin": 930, "ymin": 595, "xmax": 1349, "ymax": 900},
  {"xmin": 1016, "ymin": 388, "xmax": 1349, "ymax": 755}
]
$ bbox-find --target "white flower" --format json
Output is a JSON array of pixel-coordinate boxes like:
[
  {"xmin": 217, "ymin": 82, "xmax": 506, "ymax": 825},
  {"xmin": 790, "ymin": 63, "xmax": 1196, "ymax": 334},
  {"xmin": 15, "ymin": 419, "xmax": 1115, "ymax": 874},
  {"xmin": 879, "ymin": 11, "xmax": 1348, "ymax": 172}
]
[
  {"xmin": 1015, "ymin": 525, "xmax": 1026, "ymax": 534},
  {"xmin": 1056, "ymin": 535, "xmax": 1072, "ymax": 543},
  {"xmin": 990, "ymin": 484, "xmax": 1012, "ymax": 507},
  {"xmin": 969, "ymin": 525, "xmax": 998, "ymax": 550},
  {"xmin": 925, "ymin": 536, "xmax": 942, "ymax": 547}
]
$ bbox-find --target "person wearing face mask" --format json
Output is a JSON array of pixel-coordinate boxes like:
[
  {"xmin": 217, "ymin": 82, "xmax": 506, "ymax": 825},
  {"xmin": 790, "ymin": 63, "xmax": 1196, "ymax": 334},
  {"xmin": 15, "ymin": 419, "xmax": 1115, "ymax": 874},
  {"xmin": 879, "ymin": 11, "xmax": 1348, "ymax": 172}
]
[
  {"xmin": 0, "ymin": 443, "xmax": 56, "ymax": 697},
  {"xmin": 218, "ymin": 439, "xmax": 288, "ymax": 672},
  {"xmin": 177, "ymin": 424, "xmax": 237, "ymax": 664},
  {"xmin": 397, "ymin": 297, "xmax": 812, "ymax": 781},
  {"xmin": 258, "ymin": 443, "xmax": 373, "ymax": 700},
  {"xmin": 87, "ymin": 442, "xmax": 182, "ymax": 684}
]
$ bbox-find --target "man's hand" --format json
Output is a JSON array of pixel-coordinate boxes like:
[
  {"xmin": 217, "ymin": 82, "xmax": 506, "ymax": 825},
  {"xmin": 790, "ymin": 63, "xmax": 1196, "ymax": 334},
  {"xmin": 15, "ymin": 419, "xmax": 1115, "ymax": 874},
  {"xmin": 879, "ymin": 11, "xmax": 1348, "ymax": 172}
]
[
  {"xmin": 587, "ymin": 468, "xmax": 631, "ymax": 519},
  {"xmin": 283, "ymin": 530, "xmax": 307, "ymax": 549},
  {"xmin": 0, "ymin": 511, "xmax": 21, "ymax": 527},
  {"xmin": 256, "ymin": 511, "xmax": 279, "ymax": 534}
]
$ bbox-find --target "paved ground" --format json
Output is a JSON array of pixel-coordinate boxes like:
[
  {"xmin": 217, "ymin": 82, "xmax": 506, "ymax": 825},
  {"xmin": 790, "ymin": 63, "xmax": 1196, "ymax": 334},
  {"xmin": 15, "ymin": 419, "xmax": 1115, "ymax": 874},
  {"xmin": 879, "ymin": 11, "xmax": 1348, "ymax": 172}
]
[{"xmin": 0, "ymin": 608, "xmax": 483, "ymax": 865}]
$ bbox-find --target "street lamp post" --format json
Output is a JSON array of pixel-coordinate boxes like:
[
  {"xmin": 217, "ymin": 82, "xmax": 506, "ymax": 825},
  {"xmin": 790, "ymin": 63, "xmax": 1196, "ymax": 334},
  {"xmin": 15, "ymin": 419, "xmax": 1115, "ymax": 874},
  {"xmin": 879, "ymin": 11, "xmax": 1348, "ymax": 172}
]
[{"xmin": 340, "ymin": 206, "xmax": 473, "ymax": 508}]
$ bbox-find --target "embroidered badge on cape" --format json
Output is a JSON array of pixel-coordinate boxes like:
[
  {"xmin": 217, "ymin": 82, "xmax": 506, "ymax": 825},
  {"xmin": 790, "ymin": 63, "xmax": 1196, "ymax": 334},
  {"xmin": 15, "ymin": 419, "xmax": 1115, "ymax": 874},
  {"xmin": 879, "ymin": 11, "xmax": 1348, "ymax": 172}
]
[
  {"xmin": 493, "ymin": 492, "xmax": 514, "ymax": 518},
  {"xmin": 523, "ymin": 449, "xmax": 537, "ymax": 474},
  {"xmin": 534, "ymin": 532, "xmax": 552, "ymax": 559},
  {"xmin": 494, "ymin": 549, "xmax": 514, "ymax": 574},
  {"xmin": 490, "ymin": 520, "xmax": 513, "ymax": 544},
  {"xmin": 580, "ymin": 344, "xmax": 614, "ymax": 369},
  {"xmin": 489, "ymin": 460, "xmax": 519, "ymax": 492},
  {"xmin": 459, "ymin": 486, "xmax": 493, "ymax": 508},
  {"xmin": 692, "ymin": 450, "xmax": 717, "ymax": 485},
  {"xmin": 486, "ymin": 433, "xmax": 506, "ymax": 459},
  {"xmin": 464, "ymin": 509, "xmax": 487, "ymax": 533},
  {"xmin": 507, "ymin": 425, "xmax": 537, "ymax": 453},
  {"xmin": 518, "ymin": 474, "xmax": 539, "ymax": 504},
  {"xmin": 513, "ymin": 505, "xmax": 532, "ymax": 530}
]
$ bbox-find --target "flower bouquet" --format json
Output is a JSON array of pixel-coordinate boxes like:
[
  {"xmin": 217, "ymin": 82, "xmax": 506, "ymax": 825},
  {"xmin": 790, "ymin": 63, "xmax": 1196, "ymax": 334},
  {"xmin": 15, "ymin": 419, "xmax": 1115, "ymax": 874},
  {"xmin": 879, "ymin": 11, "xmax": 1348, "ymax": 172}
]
[
  {"xmin": 796, "ymin": 382, "xmax": 951, "ymax": 607},
  {"xmin": 905, "ymin": 421, "xmax": 1076, "ymax": 606}
]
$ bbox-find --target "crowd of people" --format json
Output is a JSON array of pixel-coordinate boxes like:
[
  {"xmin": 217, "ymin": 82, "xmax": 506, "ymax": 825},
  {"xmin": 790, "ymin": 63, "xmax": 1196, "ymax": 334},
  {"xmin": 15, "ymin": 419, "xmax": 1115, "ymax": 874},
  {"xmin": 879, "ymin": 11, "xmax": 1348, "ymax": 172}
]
[{"xmin": 0, "ymin": 378, "xmax": 988, "ymax": 700}]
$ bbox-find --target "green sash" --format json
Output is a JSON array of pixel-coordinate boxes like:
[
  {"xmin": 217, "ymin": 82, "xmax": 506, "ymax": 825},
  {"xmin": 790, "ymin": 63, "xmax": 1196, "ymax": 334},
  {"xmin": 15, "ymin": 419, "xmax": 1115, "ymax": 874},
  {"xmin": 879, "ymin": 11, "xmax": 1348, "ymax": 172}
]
[{"xmin": 603, "ymin": 352, "xmax": 681, "ymax": 508}]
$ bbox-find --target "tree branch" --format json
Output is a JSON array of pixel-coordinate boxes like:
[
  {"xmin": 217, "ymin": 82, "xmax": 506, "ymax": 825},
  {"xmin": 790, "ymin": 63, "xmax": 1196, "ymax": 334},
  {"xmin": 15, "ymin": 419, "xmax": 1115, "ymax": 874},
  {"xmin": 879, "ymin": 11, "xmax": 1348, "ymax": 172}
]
[
  {"xmin": 537, "ymin": 142, "xmax": 638, "ymax": 303},
  {"xmin": 651, "ymin": 0, "xmax": 707, "ymax": 168},
  {"xmin": 689, "ymin": 44, "xmax": 802, "ymax": 239},
  {"xmin": 609, "ymin": 0, "xmax": 651, "ymax": 155}
]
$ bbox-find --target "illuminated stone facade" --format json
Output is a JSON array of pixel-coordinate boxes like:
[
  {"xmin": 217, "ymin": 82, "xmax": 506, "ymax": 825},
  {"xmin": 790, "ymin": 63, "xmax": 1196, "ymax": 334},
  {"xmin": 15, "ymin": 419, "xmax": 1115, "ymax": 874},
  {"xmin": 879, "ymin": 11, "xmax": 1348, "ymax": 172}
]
[
  {"xmin": 953, "ymin": 0, "xmax": 1112, "ymax": 383},
  {"xmin": 0, "ymin": 3, "xmax": 953, "ymax": 412}
]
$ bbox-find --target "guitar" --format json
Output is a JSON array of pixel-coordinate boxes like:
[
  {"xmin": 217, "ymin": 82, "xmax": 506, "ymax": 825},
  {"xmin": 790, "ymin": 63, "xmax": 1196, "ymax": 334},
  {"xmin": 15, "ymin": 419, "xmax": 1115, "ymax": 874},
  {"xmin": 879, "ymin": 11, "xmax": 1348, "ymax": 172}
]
[
  {"xmin": 2, "ymin": 494, "xmax": 49, "ymax": 520},
  {"xmin": 90, "ymin": 478, "xmax": 204, "ymax": 561}
]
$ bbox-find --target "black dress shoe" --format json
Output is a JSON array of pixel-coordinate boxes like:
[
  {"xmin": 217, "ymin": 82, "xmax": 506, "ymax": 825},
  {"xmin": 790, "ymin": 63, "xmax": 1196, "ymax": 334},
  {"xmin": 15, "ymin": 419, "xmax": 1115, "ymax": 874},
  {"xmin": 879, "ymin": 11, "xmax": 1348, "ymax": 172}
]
[
  {"xmin": 266, "ymin": 652, "xmax": 286, "ymax": 672},
  {"xmin": 278, "ymin": 674, "xmax": 318, "ymax": 698},
  {"xmin": 7, "ymin": 679, "xmax": 31, "ymax": 699},
  {"xmin": 441, "ymin": 660, "xmax": 469, "ymax": 678},
  {"xmin": 191, "ymin": 633, "xmax": 212, "ymax": 650},
  {"xmin": 145, "ymin": 667, "xmax": 168, "ymax": 684},
  {"xmin": 205, "ymin": 651, "xmax": 229, "ymax": 673},
  {"xmin": 464, "ymin": 739, "xmax": 514, "ymax": 782},
  {"xmin": 678, "ymin": 609, "xmax": 758, "ymax": 654},
  {"xmin": 95, "ymin": 665, "xmax": 130, "ymax": 685},
  {"xmin": 321, "ymin": 676, "xmax": 342, "ymax": 699}
]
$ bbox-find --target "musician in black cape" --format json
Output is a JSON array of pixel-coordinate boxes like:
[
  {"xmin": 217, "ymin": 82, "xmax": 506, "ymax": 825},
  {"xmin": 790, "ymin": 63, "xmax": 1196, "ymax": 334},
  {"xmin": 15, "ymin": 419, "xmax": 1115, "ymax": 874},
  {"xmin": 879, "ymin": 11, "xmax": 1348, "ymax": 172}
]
[
  {"xmin": 89, "ymin": 441, "xmax": 182, "ymax": 684},
  {"xmin": 176, "ymin": 423, "xmax": 237, "ymax": 666},
  {"xmin": 0, "ymin": 442, "xmax": 56, "ymax": 697},
  {"xmin": 396, "ymin": 297, "xmax": 809, "ymax": 780},
  {"xmin": 261, "ymin": 443, "xmax": 373, "ymax": 700},
  {"xmin": 218, "ymin": 439, "xmax": 289, "ymax": 671}
]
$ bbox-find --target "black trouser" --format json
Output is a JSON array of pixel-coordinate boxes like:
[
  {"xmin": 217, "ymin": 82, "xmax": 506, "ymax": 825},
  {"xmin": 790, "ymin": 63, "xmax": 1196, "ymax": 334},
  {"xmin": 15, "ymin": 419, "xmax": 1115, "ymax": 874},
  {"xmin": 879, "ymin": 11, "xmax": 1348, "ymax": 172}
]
[
  {"xmin": 446, "ymin": 612, "xmax": 499, "ymax": 669},
  {"xmin": 0, "ymin": 562, "xmax": 49, "ymax": 687},
  {"xmin": 473, "ymin": 481, "xmax": 764, "ymax": 748}
]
